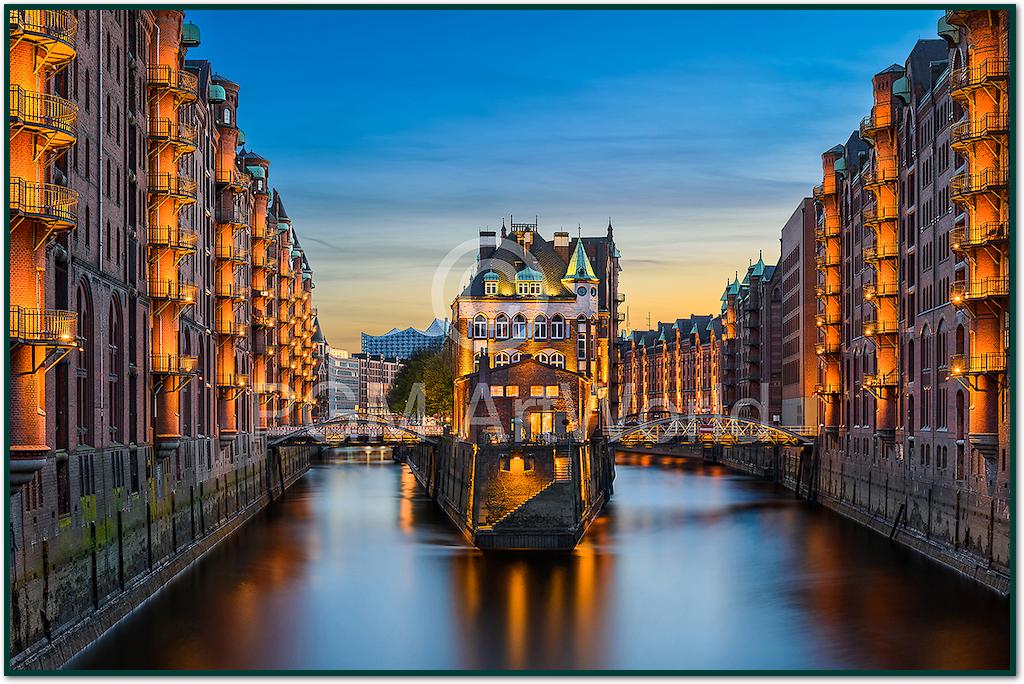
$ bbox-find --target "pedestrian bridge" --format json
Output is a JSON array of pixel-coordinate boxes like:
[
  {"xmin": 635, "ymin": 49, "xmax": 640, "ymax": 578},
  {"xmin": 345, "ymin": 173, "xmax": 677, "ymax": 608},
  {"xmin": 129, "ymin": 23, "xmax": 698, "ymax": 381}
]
[
  {"xmin": 605, "ymin": 413, "xmax": 816, "ymax": 447},
  {"xmin": 267, "ymin": 413, "xmax": 441, "ymax": 447}
]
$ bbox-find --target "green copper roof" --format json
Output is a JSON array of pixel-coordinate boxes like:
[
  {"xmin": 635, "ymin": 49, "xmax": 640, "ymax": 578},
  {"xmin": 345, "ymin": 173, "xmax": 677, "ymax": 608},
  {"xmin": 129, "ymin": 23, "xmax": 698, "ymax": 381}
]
[
  {"xmin": 892, "ymin": 76, "xmax": 911, "ymax": 106},
  {"xmin": 937, "ymin": 15, "xmax": 960, "ymax": 46},
  {"xmin": 208, "ymin": 84, "xmax": 226, "ymax": 103},
  {"xmin": 752, "ymin": 253, "xmax": 766, "ymax": 277},
  {"xmin": 516, "ymin": 266, "xmax": 543, "ymax": 282},
  {"xmin": 562, "ymin": 238, "xmax": 599, "ymax": 287},
  {"xmin": 236, "ymin": 129, "xmax": 247, "ymax": 146},
  {"xmin": 728, "ymin": 275, "xmax": 740, "ymax": 296},
  {"xmin": 483, "ymin": 270, "xmax": 500, "ymax": 281},
  {"xmin": 245, "ymin": 165, "xmax": 265, "ymax": 179},
  {"xmin": 181, "ymin": 22, "xmax": 200, "ymax": 48},
  {"xmin": 291, "ymin": 248, "xmax": 302, "ymax": 259}
]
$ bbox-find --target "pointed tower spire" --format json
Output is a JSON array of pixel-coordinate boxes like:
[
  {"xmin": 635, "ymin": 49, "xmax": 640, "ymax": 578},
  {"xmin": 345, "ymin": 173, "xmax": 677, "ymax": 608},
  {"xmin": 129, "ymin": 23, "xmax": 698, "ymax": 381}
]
[{"xmin": 562, "ymin": 236, "xmax": 599, "ymax": 289}]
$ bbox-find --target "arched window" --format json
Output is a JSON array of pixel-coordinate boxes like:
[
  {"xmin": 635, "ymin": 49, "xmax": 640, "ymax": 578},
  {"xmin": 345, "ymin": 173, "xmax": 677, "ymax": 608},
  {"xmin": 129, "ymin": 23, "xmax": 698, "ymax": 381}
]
[
  {"xmin": 76, "ymin": 282, "xmax": 95, "ymax": 446},
  {"xmin": 108, "ymin": 297, "xmax": 124, "ymax": 443},
  {"xmin": 512, "ymin": 313, "xmax": 527, "ymax": 340},
  {"xmin": 509, "ymin": 351, "xmax": 521, "ymax": 364},
  {"xmin": 907, "ymin": 339, "xmax": 915, "ymax": 377},
  {"xmin": 576, "ymin": 315, "xmax": 588, "ymax": 360},
  {"xmin": 533, "ymin": 315, "xmax": 547, "ymax": 340},
  {"xmin": 549, "ymin": 352, "xmax": 565, "ymax": 369},
  {"xmin": 550, "ymin": 315, "xmax": 565, "ymax": 340},
  {"xmin": 223, "ymin": 107, "xmax": 232, "ymax": 125},
  {"xmin": 535, "ymin": 352, "xmax": 549, "ymax": 365},
  {"xmin": 494, "ymin": 351, "xmax": 511, "ymax": 367},
  {"xmin": 495, "ymin": 313, "xmax": 510, "ymax": 340},
  {"xmin": 472, "ymin": 314, "xmax": 487, "ymax": 339},
  {"xmin": 907, "ymin": 395, "xmax": 915, "ymax": 436}
]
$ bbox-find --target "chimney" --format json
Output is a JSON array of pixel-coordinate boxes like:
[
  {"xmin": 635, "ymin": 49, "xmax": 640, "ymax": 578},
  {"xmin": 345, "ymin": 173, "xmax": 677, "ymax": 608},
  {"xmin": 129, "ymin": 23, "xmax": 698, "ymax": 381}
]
[
  {"xmin": 554, "ymin": 231, "xmax": 570, "ymax": 262},
  {"xmin": 479, "ymin": 230, "xmax": 497, "ymax": 260}
]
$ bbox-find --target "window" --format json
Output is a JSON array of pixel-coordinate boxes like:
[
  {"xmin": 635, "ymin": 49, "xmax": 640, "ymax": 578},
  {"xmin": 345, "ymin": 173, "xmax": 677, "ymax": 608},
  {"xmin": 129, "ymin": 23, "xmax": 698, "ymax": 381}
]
[
  {"xmin": 533, "ymin": 315, "xmax": 547, "ymax": 339},
  {"xmin": 531, "ymin": 386, "xmax": 545, "ymax": 397},
  {"xmin": 224, "ymin": 107, "xmax": 232, "ymax": 124},
  {"xmin": 545, "ymin": 385, "xmax": 559, "ymax": 398},
  {"xmin": 495, "ymin": 351, "xmax": 511, "ymax": 367},
  {"xmin": 549, "ymin": 352, "xmax": 565, "ymax": 369},
  {"xmin": 536, "ymin": 352, "xmax": 548, "ymax": 364},
  {"xmin": 504, "ymin": 385, "xmax": 519, "ymax": 398},
  {"xmin": 472, "ymin": 315, "xmax": 487, "ymax": 339},
  {"xmin": 484, "ymin": 281, "xmax": 497, "ymax": 295},
  {"xmin": 495, "ymin": 314, "xmax": 509, "ymax": 339},
  {"xmin": 490, "ymin": 385, "xmax": 505, "ymax": 397},
  {"xmin": 550, "ymin": 315, "xmax": 565, "ymax": 339},
  {"xmin": 512, "ymin": 314, "xmax": 527, "ymax": 339}
]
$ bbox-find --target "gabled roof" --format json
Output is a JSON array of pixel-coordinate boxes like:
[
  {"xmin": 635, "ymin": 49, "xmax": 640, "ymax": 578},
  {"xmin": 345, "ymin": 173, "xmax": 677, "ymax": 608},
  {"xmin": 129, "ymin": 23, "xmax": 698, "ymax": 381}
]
[{"xmin": 562, "ymin": 237, "xmax": 599, "ymax": 286}]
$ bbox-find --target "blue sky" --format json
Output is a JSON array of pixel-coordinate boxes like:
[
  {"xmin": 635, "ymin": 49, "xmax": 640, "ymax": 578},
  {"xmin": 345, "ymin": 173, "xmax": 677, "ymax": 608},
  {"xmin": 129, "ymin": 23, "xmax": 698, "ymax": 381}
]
[{"xmin": 186, "ymin": 8, "xmax": 945, "ymax": 351}]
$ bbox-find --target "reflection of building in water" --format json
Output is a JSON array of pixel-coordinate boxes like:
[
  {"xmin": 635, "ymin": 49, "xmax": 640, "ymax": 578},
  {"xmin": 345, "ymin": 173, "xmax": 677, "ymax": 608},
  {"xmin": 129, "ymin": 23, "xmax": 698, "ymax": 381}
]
[{"xmin": 446, "ymin": 533, "xmax": 613, "ymax": 669}]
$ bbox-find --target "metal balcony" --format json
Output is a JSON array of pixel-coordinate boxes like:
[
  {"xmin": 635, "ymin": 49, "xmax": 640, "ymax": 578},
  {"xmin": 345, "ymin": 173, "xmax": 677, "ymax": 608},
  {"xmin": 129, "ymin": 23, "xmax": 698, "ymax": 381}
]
[
  {"xmin": 148, "ymin": 225, "xmax": 198, "ymax": 254},
  {"xmin": 216, "ymin": 372, "xmax": 248, "ymax": 388},
  {"xmin": 216, "ymin": 205, "xmax": 249, "ymax": 228},
  {"xmin": 862, "ymin": 159, "xmax": 898, "ymax": 187},
  {"xmin": 147, "ymin": 64, "xmax": 199, "ymax": 103},
  {"xmin": 815, "ymin": 217, "xmax": 841, "ymax": 241},
  {"xmin": 815, "ymin": 313, "xmax": 840, "ymax": 328},
  {"xmin": 815, "ymin": 341, "xmax": 841, "ymax": 357},
  {"xmin": 253, "ymin": 313, "xmax": 276, "ymax": 328},
  {"xmin": 814, "ymin": 383, "xmax": 842, "ymax": 396},
  {"xmin": 815, "ymin": 254, "xmax": 840, "ymax": 269},
  {"xmin": 863, "ymin": 243, "xmax": 899, "ymax": 263},
  {"xmin": 9, "ymin": 306, "xmax": 77, "ymax": 346},
  {"xmin": 148, "ymin": 173, "xmax": 197, "ymax": 202},
  {"xmin": 863, "ymin": 203, "xmax": 898, "ymax": 226},
  {"xmin": 148, "ymin": 118, "xmax": 198, "ymax": 155},
  {"xmin": 863, "ymin": 319, "xmax": 898, "ymax": 338},
  {"xmin": 863, "ymin": 370, "xmax": 898, "ymax": 389},
  {"xmin": 215, "ymin": 243, "xmax": 249, "ymax": 263},
  {"xmin": 951, "ymin": 168, "xmax": 1009, "ymax": 199},
  {"xmin": 9, "ymin": 178, "xmax": 77, "ymax": 233},
  {"xmin": 950, "ymin": 277, "xmax": 1010, "ymax": 305},
  {"xmin": 9, "ymin": 10, "xmax": 77, "ymax": 67},
  {"xmin": 215, "ymin": 168, "xmax": 248, "ymax": 192},
  {"xmin": 148, "ymin": 278, "xmax": 197, "ymax": 303},
  {"xmin": 214, "ymin": 281, "xmax": 246, "ymax": 301},
  {"xmin": 951, "ymin": 58, "xmax": 1009, "ymax": 96},
  {"xmin": 859, "ymin": 108, "xmax": 893, "ymax": 140},
  {"xmin": 949, "ymin": 353, "xmax": 1006, "ymax": 377},
  {"xmin": 215, "ymin": 317, "xmax": 246, "ymax": 337},
  {"xmin": 950, "ymin": 222, "xmax": 1008, "ymax": 252},
  {"xmin": 951, "ymin": 113, "xmax": 1010, "ymax": 147},
  {"xmin": 151, "ymin": 353, "xmax": 197, "ymax": 375},
  {"xmin": 863, "ymin": 282, "xmax": 898, "ymax": 301},
  {"xmin": 815, "ymin": 283, "xmax": 840, "ymax": 297},
  {"xmin": 812, "ymin": 184, "xmax": 825, "ymax": 200},
  {"xmin": 9, "ymin": 86, "xmax": 77, "ymax": 147}
]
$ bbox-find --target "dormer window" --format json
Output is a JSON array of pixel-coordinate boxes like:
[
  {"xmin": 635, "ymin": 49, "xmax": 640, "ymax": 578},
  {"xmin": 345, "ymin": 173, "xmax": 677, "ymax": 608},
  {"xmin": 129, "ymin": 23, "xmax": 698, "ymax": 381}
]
[
  {"xmin": 515, "ymin": 266, "xmax": 543, "ymax": 296},
  {"xmin": 483, "ymin": 270, "xmax": 499, "ymax": 296}
]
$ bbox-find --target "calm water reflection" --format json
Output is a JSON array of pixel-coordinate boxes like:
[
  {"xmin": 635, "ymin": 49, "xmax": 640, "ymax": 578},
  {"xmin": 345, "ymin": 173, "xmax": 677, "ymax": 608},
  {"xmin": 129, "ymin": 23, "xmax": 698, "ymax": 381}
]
[{"xmin": 68, "ymin": 448, "xmax": 1011, "ymax": 671}]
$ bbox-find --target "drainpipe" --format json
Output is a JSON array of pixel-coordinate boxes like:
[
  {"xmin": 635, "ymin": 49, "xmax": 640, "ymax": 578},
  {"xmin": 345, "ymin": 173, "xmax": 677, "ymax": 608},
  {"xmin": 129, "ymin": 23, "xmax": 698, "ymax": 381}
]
[{"xmin": 97, "ymin": 11, "xmax": 106, "ymax": 448}]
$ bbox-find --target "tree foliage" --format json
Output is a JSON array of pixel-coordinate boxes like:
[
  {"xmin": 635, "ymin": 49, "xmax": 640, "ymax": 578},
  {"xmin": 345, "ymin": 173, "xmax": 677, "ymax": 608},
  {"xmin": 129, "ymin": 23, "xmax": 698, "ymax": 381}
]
[{"xmin": 388, "ymin": 347, "xmax": 453, "ymax": 422}]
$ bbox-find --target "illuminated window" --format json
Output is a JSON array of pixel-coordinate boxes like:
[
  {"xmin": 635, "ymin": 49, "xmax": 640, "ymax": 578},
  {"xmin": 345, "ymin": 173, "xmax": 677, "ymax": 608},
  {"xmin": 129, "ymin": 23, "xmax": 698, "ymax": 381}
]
[
  {"xmin": 550, "ymin": 315, "xmax": 565, "ymax": 339},
  {"xmin": 505, "ymin": 385, "xmax": 520, "ymax": 397},
  {"xmin": 536, "ymin": 352, "xmax": 548, "ymax": 364},
  {"xmin": 490, "ymin": 385, "xmax": 504, "ymax": 397},
  {"xmin": 472, "ymin": 315, "xmax": 487, "ymax": 338},
  {"xmin": 549, "ymin": 352, "xmax": 565, "ymax": 369},
  {"xmin": 533, "ymin": 315, "xmax": 547, "ymax": 339},
  {"xmin": 512, "ymin": 314, "xmax": 527, "ymax": 339},
  {"xmin": 545, "ymin": 385, "xmax": 559, "ymax": 398},
  {"xmin": 495, "ymin": 352, "xmax": 511, "ymax": 367},
  {"xmin": 531, "ymin": 386, "xmax": 544, "ymax": 397},
  {"xmin": 495, "ymin": 313, "xmax": 510, "ymax": 339},
  {"xmin": 484, "ymin": 281, "xmax": 497, "ymax": 295}
]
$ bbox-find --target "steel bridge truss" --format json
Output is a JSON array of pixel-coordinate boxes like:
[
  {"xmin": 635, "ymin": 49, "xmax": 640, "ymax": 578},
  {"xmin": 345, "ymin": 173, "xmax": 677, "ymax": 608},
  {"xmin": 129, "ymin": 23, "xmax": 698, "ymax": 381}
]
[{"xmin": 605, "ymin": 413, "xmax": 813, "ymax": 447}]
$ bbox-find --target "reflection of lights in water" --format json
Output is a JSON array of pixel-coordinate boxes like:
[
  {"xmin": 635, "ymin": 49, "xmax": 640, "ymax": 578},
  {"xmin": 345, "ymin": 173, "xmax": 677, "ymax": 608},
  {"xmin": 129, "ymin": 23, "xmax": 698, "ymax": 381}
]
[
  {"xmin": 506, "ymin": 563, "xmax": 528, "ymax": 669},
  {"xmin": 399, "ymin": 467, "xmax": 416, "ymax": 533}
]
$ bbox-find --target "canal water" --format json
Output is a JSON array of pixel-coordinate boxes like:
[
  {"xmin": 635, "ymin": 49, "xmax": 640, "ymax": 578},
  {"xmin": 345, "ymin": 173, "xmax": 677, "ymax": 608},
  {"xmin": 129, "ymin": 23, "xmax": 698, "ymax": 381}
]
[{"xmin": 68, "ymin": 448, "xmax": 1011, "ymax": 671}]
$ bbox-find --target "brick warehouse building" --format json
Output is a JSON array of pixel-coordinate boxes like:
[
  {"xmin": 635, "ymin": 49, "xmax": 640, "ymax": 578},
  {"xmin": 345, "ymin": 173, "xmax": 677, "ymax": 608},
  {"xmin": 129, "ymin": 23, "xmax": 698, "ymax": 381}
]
[
  {"xmin": 9, "ymin": 10, "xmax": 320, "ymax": 661},
  {"xmin": 615, "ymin": 10, "xmax": 1009, "ymax": 589}
]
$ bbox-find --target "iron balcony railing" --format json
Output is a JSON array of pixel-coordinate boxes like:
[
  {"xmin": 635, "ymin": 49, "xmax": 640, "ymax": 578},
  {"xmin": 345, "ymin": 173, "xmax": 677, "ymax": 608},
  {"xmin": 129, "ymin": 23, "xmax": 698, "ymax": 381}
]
[
  {"xmin": 215, "ymin": 243, "xmax": 249, "ymax": 262},
  {"xmin": 9, "ymin": 86, "xmax": 78, "ymax": 143},
  {"xmin": 863, "ymin": 282, "xmax": 899, "ymax": 301},
  {"xmin": 951, "ymin": 168, "xmax": 1009, "ymax": 199},
  {"xmin": 214, "ymin": 281, "xmax": 246, "ymax": 300},
  {"xmin": 863, "ymin": 370, "xmax": 898, "ymax": 388},
  {"xmin": 148, "ymin": 225, "xmax": 198, "ymax": 252},
  {"xmin": 215, "ymin": 317, "xmax": 246, "ymax": 337},
  {"xmin": 863, "ymin": 243, "xmax": 899, "ymax": 263},
  {"xmin": 815, "ymin": 341, "xmax": 841, "ymax": 356},
  {"xmin": 216, "ymin": 205, "xmax": 249, "ymax": 226},
  {"xmin": 148, "ymin": 278, "xmax": 197, "ymax": 302},
  {"xmin": 148, "ymin": 118, "xmax": 198, "ymax": 150},
  {"xmin": 215, "ymin": 168, "xmax": 248, "ymax": 191},
  {"xmin": 862, "ymin": 158, "xmax": 898, "ymax": 186},
  {"xmin": 151, "ymin": 353, "xmax": 198, "ymax": 375},
  {"xmin": 9, "ymin": 178, "xmax": 78, "ymax": 228},
  {"xmin": 860, "ymin": 108, "xmax": 893, "ymax": 138},
  {"xmin": 815, "ymin": 283, "xmax": 840, "ymax": 297},
  {"xmin": 815, "ymin": 313, "xmax": 841, "ymax": 328},
  {"xmin": 950, "ymin": 222, "xmax": 1008, "ymax": 252},
  {"xmin": 251, "ymin": 222, "xmax": 271, "ymax": 241},
  {"xmin": 9, "ymin": 9, "xmax": 77, "ymax": 51},
  {"xmin": 147, "ymin": 64, "xmax": 199, "ymax": 101},
  {"xmin": 814, "ymin": 383, "xmax": 842, "ymax": 396},
  {"xmin": 951, "ymin": 113, "xmax": 1010, "ymax": 145},
  {"xmin": 148, "ymin": 172, "xmax": 197, "ymax": 201},
  {"xmin": 216, "ymin": 372, "xmax": 247, "ymax": 388},
  {"xmin": 950, "ymin": 277, "xmax": 1010, "ymax": 305},
  {"xmin": 951, "ymin": 58, "xmax": 1009, "ymax": 93},
  {"xmin": 863, "ymin": 319, "xmax": 899, "ymax": 338},
  {"xmin": 815, "ymin": 254, "xmax": 840, "ymax": 269},
  {"xmin": 9, "ymin": 306, "xmax": 77, "ymax": 345},
  {"xmin": 949, "ymin": 353, "xmax": 1006, "ymax": 377},
  {"xmin": 253, "ymin": 313, "xmax": 276, "ymax": 328},
  {"xmin": 812, "ymin": 184, "xmax": 825, "ymax": 200},
  {"xmin": 815, "ymin": 217, "xmax": 841, "ymax": 241},
  {"xmin": 863, "ymin": 203, "xmax": 899, "ymax": 225}
]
